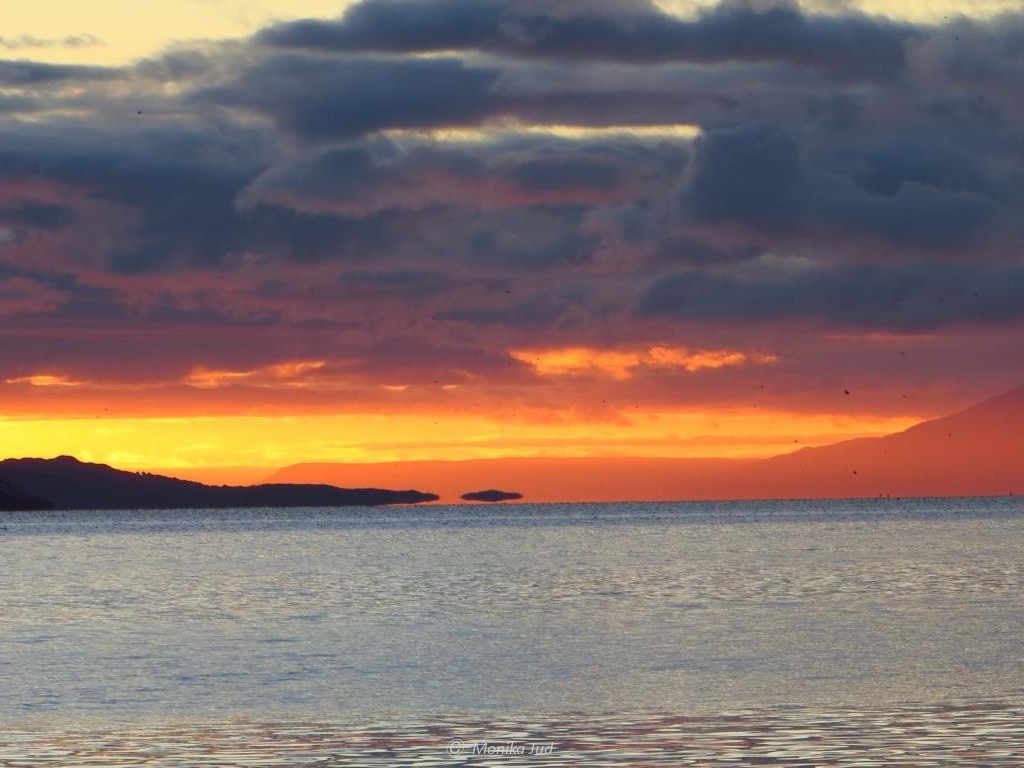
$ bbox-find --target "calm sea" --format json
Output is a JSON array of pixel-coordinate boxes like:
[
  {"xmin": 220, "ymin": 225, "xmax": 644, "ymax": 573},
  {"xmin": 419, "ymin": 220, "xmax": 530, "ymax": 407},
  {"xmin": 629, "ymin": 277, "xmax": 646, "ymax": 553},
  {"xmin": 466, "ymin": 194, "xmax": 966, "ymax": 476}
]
[{"xmin": 2, "ymin": 498, "xmax": 1023, "ymax": 766}]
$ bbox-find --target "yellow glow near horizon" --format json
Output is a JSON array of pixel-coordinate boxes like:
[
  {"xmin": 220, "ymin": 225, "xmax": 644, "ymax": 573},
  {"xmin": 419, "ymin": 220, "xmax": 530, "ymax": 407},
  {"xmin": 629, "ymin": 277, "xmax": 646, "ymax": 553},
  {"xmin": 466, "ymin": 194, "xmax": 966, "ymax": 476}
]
[
  {"xmin": 7, "ymin": 1, "xmax": 1011, "ymax": 69},
  {"xmin": 0, "ymin": 408, "xmax": 922, "ymax": 474},
  {"xmin": 3, "ymin": 0, "xmax": 353, "ymax": 66}
]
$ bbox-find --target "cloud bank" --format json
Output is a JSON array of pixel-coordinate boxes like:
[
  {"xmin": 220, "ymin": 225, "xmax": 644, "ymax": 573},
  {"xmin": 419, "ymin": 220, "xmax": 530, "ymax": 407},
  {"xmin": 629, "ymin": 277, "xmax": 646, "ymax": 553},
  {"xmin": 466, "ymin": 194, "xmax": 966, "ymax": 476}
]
[{"xmin": 2, "ymin": 0, "xmax": 1024, "ymax": 420}]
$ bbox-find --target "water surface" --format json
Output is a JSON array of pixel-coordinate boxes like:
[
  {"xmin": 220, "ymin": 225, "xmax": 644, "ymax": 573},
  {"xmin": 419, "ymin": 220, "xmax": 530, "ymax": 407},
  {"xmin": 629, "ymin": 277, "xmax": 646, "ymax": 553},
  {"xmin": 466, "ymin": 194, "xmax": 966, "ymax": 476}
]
[{"xmin": 2, "ymin": 498, "xmax": 1023, "ymax": 764}]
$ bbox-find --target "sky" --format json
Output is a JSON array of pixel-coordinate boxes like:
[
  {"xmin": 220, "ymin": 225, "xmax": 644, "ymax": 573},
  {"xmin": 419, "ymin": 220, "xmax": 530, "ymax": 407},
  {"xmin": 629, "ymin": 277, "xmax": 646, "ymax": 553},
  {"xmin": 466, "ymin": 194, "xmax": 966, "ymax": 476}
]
[{"xmin": 2, "ymin": 0, "xmax": 1024, "ymax": 479}]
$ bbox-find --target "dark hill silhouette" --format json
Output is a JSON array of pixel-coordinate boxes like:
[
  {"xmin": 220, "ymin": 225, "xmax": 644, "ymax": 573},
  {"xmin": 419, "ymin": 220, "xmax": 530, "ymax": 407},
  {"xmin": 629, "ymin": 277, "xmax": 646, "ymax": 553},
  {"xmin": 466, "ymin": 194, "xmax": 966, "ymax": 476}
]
[
  {"xmin": 0, "ymin": 456, "xmax": 438, "ymax": 511},
  {"xmin": 0, "ymin": 478, "xmax": 52, "ymax": 511}
]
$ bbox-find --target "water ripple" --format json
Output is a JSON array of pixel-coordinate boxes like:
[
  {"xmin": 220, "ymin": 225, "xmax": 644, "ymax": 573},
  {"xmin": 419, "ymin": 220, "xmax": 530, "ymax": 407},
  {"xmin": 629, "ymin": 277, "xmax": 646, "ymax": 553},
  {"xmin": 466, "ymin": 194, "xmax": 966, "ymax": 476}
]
[{"xmin": 2, "ymin": 700, "xmax": 1023, "ymax": 767}]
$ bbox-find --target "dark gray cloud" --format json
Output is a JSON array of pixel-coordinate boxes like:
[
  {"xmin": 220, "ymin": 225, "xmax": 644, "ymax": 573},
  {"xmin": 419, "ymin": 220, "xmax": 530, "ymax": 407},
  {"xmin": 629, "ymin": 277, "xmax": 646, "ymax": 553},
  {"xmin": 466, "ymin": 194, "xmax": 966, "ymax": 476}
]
[
  {"xmin": 850, "ymin": 134, "xmax": 991, "ymax": 197},
  {"xmin": 240, "ymin": 137, "xmax": 674, "ymax": 217},
  {"xmin": 436, "ymin": 285, "xmax": 597, "ymax": 328},
  {"xmin": 511, "ymin": 156, "xmax": 622, "ymax": 192},
  {"xmin": 106, "ymin": 167, "xmax": 251, "ymax": 272},
  {"xmin": 0, "ymin": 120, "xmax": 271, "ymax": 271},
  {"xmin": 98, "ymin": 198, "xmax": 400, "ymax": 273},
  {"xmin": 909, "ymin": 14, "xmax": 1024, "ymax": 91},
  {"xmin": 1, "ymin": 0, "xmax": 1024, "ymax": 357},
  {"xmin": 462, "ymin": 205, "xmax": 600, "ymax": 267},
  {"xmin": 239, "ymin": 144, "xmax": 481, "ymax": 212},
  {"xmin": 337, "ymin": 269, "xmax": 454, "ymax": 296},
  {"xmin": 0, "ymin": 95, "xmax": 34, "ymax": 113},
  {"xmin": 134, "ymin": 50, "xmax": 222, "ymax": 84},
  {"xmin": 681, "ymin": 121, "xmax": 999, "ymax": 247},
  {"xmin": 200, "ymin": 55, "xmax": 500, "ymax": 141},
  {"xmin": 686, "ymin": 122, "xmax": 800, "ymax": 221},
  {"xmin": 259, "ymin": 0, "xmax": 915, "ymax": 80},
  {"xmin": 0, "ymin": 202, "xmax": 75, "ymax": 231},
  {"xmin": 809, "ymin": 176, "xmax": 993, "ymax": 248},
  {"xmin": 657, "ymin": 235, "xmax": 762, "ymax": 266},
  {"xmin": 246, "ymin": 203, "xmax": 400, "ymax": 265},
  {"xmin": 0, "ymin": 59, "xmax": 118, "ymax": 84},
  {"xmin": 638, "ymin": 261, "xmax": 1024, "ymax": 329},
  {"xmin": 0, "ymin": 119, "xmax": 268, "ymax": 190}
]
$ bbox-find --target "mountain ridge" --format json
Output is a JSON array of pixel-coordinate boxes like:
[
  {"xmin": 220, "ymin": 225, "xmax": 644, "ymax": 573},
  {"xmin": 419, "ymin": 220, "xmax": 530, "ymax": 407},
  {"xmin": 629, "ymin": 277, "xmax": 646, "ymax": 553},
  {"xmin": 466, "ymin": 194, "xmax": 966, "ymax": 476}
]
[
  {"xmin": 3, "ymin": 383, "xmax": 1021, "ymax": 509},
  {"xmin": 268, "ymin": 456, "xmax": 750, "ymax": 503},
  {"xmin": 740, "ymin": 382, "xmax": 1024, "ymax": 498},
  {"xmin": 0, "ymin": 456, "xmax": 438, "ymax": 511},
  {"xmin": 270, "ymin": 382, "xmax": 1024, "ymax": 502}
]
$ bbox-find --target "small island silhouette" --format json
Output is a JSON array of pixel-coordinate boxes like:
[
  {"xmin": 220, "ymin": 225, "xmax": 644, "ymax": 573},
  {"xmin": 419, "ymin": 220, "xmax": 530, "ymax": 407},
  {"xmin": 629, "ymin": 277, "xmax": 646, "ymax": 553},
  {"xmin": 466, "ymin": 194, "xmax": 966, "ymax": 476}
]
[
  {"xmin": 461, "ymin": 489, "xmax": 524, "ymax": 503},
  {"xmin": 0, "ymin": 456, "xmax": 438, "ymax": 511}
]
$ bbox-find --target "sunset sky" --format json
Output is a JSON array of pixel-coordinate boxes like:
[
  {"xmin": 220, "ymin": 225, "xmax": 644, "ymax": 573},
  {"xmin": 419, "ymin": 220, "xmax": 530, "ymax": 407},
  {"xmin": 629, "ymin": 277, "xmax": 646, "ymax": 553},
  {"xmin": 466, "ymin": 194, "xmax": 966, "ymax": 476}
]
[{"xmin": 2, "ymin": 0, "xmax": 1024, "ymax": 481}]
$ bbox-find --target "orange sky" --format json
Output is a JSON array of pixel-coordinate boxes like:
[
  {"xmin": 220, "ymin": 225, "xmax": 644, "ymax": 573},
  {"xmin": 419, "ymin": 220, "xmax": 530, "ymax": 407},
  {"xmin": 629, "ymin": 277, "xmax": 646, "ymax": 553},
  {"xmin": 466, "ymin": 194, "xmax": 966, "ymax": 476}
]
[
  {"xmin": 0, "ymin": 331, "xmax": 952, "ymax": 480},
  {"xmin": 3, "ymin": 0, "xmax": 1024, "ymax": 494},
  {"xmin": 0, "ymin": 327, "xmax": 1018, "ymax": 484}
]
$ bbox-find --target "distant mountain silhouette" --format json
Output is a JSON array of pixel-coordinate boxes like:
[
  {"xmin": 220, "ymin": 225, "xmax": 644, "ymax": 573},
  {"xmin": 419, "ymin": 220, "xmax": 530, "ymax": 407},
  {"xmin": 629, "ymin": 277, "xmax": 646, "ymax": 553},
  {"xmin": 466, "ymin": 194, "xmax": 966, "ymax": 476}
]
[
  {"xmin": 738, "ymin": 382, "xmax": 1024, "ymax": 499},
  {"xmin": 0, "ymin": 456, "xmax": 438, "ymax": 511},
  {"xmin": 269, "ymin": 456, "xmax": 748, "ymax": 503},
  {"xmin": 461, "ymin": 489, "xmax": 523, "ymax": 502},
  {"xmin": 270, "ymin": 383, "xmax": 1024, "ymax": 502}
]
